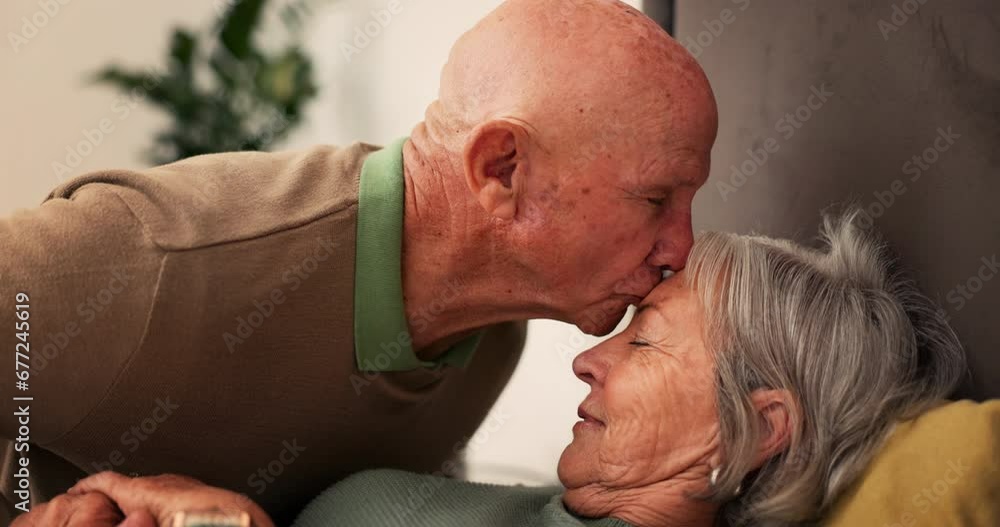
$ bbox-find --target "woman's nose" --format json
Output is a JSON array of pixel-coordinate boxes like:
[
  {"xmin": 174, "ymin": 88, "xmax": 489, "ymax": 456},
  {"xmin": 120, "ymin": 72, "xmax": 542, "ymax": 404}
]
[{"xmin": 572, "ymin": 344, "xmax": 608, "ymax": 386}]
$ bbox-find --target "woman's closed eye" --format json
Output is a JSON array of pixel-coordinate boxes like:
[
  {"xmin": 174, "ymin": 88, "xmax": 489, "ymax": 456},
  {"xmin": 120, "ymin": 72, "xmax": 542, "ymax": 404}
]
[
  {"xmin": 628, "ymin": 332, "xmax": 678, "ymax": 358},
  {"xmin": 628, "ymin": 332, "xmax": 660, "ymax": 348}
]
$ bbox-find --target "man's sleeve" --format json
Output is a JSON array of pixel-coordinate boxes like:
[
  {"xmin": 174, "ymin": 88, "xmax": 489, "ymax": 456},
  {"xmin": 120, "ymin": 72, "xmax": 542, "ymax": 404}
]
[{"xmin": 0, "ymin": 183, "xmax": 164, "ymax": 445}]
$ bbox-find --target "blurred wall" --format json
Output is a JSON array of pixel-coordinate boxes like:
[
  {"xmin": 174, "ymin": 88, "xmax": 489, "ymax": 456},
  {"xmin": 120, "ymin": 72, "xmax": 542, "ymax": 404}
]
[
  {"xmin": 679, "ymin": 0, "xmax": 1000, "ymax": 399},
  {"xmin": 0, "ymin": 0, "xmax": 217, "ymax": 215}
]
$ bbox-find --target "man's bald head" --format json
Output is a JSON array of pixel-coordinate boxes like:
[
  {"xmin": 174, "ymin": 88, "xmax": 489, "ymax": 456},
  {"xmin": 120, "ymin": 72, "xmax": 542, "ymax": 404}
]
[
  {"xmin": 429, "ymin": 0, "xmax": 717, "ymax": 157},
  {"xmin": 405, "ymin": 0, "xmax": 719, "ymax": 337}
]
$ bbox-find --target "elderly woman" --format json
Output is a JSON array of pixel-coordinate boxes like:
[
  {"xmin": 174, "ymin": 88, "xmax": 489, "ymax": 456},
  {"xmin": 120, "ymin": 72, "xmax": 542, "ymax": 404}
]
[{"xmin": 18, "ymin": 210, "xmax": 964, "ymax": 527}]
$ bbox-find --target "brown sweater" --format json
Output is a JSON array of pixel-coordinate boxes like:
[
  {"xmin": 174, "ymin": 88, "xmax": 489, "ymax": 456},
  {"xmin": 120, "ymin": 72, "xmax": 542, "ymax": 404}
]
[{"xmin": 0, "ymin": 142, "xmax": 526, "ymax": 524}]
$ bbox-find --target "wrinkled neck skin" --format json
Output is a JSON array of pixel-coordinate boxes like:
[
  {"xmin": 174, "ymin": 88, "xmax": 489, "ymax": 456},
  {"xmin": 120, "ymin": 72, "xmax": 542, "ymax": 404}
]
[
  {"xmin": 399, "ymin": 125, "xmax": 550, "ymax": 359},
  {"xmin": 567, "ymin": 474, "xmax": 721, "ymax": 527}
]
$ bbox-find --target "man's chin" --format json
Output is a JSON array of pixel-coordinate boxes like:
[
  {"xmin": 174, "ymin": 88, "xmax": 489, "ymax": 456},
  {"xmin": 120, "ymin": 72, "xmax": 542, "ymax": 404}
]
[{"xmin": 575, "ymin": 302, "xmax": 630, "ymax": 336}]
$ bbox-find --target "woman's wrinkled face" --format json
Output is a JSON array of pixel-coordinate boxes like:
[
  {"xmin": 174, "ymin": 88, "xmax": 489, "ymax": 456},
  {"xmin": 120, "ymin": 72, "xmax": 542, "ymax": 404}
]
[{"xmin": 558, "ymin": 271, "xmax": 721, "ymax": 512}]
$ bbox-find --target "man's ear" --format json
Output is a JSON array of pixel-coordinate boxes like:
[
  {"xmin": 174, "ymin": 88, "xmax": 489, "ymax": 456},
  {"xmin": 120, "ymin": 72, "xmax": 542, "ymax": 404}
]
[
  {"xmin": 462, "ymin": 120, "xmax": 528, "ymax": 221},
  {"xmin": 749, "ymin": 389, "xmax": 796, "ymax": 469}
]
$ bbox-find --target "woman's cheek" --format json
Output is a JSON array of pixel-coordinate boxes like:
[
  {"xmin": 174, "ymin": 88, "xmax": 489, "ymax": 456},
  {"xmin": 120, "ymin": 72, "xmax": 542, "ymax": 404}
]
[
  {"xmin": 605, "ymin": 363, "xmax": 668, "ymax": 431},
  {"xmin": 611, "ymin": 354, "xmax": 665, "ymax": 396}
]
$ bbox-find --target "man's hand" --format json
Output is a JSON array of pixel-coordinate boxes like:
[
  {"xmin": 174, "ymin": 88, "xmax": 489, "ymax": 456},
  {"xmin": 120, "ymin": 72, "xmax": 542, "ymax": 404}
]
[
  {"xmin": 69, "ymin": 472, "xmax": 275, "ymax": 527},
  {"xmin": 10, "ymin": 491, "xmax": 128, "ymax": 527}
]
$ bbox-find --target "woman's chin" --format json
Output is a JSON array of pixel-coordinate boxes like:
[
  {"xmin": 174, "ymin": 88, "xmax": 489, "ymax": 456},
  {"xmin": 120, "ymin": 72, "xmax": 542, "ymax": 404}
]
[
  {"xmin": 558, "ymin": 439, "xmax": 618, "ymax": 520},
  {"xmin": 556, "ymin": 438, "xmax": 590, "ymax": 488},
  {"xmin": 561, "ymin": 484, "xmax": 610, "ymax": 521}
]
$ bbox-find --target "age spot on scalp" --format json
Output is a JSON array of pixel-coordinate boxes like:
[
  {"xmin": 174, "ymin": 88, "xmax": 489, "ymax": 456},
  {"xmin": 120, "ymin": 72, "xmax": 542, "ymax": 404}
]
[{"xmin": 581, "ymin": 187, "xmax": 592, "ymax": 195}]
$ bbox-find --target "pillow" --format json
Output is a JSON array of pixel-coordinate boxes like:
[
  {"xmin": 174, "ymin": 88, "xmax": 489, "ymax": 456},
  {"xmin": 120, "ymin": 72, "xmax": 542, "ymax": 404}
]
[{"xmin": 822, "ymin": 400, "xmax": 1000, "ymax": 527}]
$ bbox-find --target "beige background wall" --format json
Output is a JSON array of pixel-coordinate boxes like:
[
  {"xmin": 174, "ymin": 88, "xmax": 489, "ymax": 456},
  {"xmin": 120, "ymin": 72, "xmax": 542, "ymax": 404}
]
[
  {"xmin": 680, "ymin": 0, "xmax": 999, "ymax": 399},
  {"xmin": 1, "ymin": 0, "xmax": 212, "ymax": 214}
]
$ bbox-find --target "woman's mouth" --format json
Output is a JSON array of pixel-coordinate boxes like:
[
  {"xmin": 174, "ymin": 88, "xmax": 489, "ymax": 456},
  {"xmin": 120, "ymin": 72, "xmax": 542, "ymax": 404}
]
[{"xmin": 577, "ymin": 406, "xmax": 605, "ymax": 426}]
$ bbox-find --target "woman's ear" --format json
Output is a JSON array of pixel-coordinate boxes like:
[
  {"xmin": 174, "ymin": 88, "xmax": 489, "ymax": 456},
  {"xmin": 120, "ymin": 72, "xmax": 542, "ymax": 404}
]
[
  {"xmin": 749, "ymin": 389, "xmax": 796, "ymax": 469},
  {"xmin": 462, "ymin": 120, "xmax": 528, "ymax": 221}
]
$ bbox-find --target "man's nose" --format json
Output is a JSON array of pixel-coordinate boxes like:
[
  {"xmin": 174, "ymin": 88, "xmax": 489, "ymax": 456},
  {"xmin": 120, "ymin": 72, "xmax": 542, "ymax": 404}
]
[{"xmin": 645, "ymin": 211, "xmax": 694, "ymax": 272}]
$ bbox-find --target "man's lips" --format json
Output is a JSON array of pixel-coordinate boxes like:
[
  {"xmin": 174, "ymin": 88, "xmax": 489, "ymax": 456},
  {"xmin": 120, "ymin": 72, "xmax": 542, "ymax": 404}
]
[
  {"xmin": 616, "ymin": 265, "xmax": 665, "ymax": 300},
  {"xmin": 613, "ymin": 294, "xmax": 644, "ymax": 304}
]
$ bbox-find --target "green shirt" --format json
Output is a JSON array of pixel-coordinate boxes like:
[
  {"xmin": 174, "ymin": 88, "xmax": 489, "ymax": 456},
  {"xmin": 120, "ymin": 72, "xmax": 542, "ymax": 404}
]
[
  {"xmin": 353, "ymin": 137, "xmax": 483, "ymax": 371},
  {"xmin": 292, "ymin": 469, "xmax": 637, "ymax": 527}
]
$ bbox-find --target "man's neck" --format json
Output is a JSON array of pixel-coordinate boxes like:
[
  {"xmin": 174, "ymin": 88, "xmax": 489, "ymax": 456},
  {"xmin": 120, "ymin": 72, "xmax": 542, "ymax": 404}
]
[{"xmin": 399, "ymin": 130, "xmax": 548, "ymax": 360}]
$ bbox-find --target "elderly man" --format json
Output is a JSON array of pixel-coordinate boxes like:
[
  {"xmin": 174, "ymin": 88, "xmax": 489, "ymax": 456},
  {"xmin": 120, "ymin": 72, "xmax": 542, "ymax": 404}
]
[{"xmin": 0, "ymin": 0, "xmax": 716, "ymax": 524}]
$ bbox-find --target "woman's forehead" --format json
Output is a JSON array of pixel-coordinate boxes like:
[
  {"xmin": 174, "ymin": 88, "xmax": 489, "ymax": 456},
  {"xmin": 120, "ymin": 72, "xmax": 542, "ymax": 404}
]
[
  {"xmin": 646, "ymin": 271, "xmax": 689, "ymax": 302},
  {"xmin": 634, "ymin": 274, "xmax": 692, "ymax": 324}
]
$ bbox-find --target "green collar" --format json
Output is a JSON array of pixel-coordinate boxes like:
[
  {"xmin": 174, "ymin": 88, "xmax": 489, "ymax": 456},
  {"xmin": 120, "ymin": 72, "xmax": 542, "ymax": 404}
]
[{"xmin": 353, "ymin": 137, "xmax": 482, "ymax": 372}]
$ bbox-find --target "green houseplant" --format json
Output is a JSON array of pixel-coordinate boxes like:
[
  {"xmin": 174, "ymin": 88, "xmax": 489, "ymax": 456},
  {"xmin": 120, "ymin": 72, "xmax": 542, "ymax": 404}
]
[{"xmin": 92, "ymin": 0, "xmax": 330, "ymax": 164}]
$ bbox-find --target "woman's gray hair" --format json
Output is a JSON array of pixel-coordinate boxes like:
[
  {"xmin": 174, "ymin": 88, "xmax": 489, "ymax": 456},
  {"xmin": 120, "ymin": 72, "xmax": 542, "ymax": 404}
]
[{"xmin": 685, "ymin": 207, "xmax": 967, "ymax": 525}]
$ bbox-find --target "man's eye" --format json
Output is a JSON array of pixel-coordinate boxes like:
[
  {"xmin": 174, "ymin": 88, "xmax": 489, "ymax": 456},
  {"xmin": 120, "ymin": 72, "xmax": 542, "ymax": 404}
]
[
  {"xmin": 629, "ymin": 340, "xmax": 650, "ymax": 347},
  {"xmin": 646, "ymin": 197, "xmax": 665, "ymax": 207}
]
